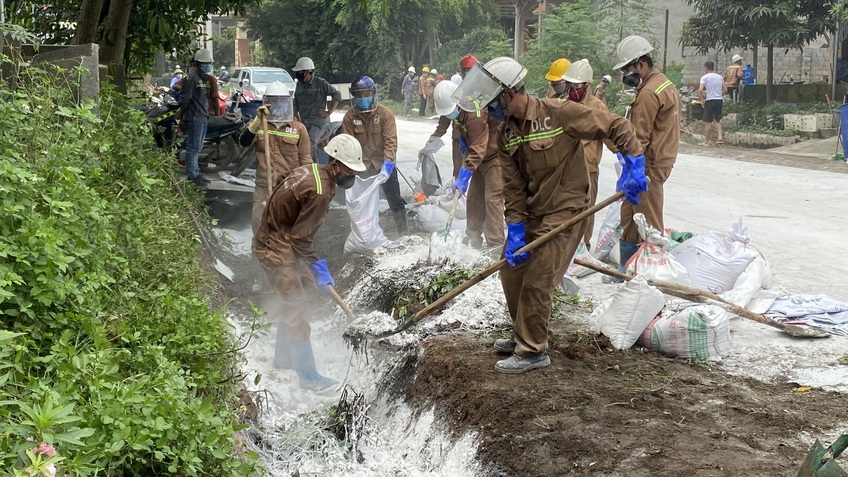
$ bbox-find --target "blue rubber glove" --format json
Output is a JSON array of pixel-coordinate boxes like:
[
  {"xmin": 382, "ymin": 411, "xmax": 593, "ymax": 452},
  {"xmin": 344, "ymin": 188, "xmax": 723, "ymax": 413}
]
[
  {"xmin": 381, "ymin": 160, "xmax": 395, "ymax": 177},
  {"xmin": 616, "ymin": 153, "xmax": 648, "ymax": 204},
  {"xmin": 504, "ymin": 222, "xmax": 530, "ymax": 267},
  {"xmin": 458, "ymin": 135, "xmax": 470, "ymax": 158},
  {"xmin": 309, "ymin": 259, "xmax": 334, "ymax": 294},
  {"xmin": 454, "ymin": 167, "xmax": 473, "ymax": 196}
]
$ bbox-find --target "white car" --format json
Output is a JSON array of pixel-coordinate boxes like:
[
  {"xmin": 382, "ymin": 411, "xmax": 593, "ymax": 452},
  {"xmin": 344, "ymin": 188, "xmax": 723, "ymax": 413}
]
[{"xmin": 229, "ymin": 67, "xmax": 296, "ymax": 100}]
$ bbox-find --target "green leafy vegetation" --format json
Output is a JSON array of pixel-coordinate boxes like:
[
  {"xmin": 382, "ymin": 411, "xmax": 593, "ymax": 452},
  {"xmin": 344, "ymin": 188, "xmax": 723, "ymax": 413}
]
[{"xmin": 0, "ymin": 64, "xmax": 260, "ymax": 475}]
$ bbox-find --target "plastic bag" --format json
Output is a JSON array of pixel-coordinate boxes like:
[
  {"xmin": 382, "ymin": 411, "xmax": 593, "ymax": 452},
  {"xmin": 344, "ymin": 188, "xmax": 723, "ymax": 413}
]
[
  {"xmin": 625, "ymin": 214, "xmax": 691, "ymax": 286},
  {"xmin": 669, "ymin": 218, "xmax": 759, "ymax": 294},
  {"xmin": 417, "ymin": 138, "xmax": 444, "ymax": 196},
  {"xmin": 343, "ymin": 170, "xmax": 391, "ymax": 254},
  {"xmin": 637, "ymin": 305, "xmax": 731, "ymax": 361},
  {"xmin": 592, "ymin": 200, "xmax": 622, "ymax": 263},
  {"xmin": 415, "ymin": 204, "xmax": 466, "ymax": 233},
  {"xmin": 719, "ymin": 255, "xmax": 772, "ymax": 308},
  {"xmin": 589, "ymin": 275, "xmax": 666, "ymax": 350},
  {"xmin": 428, "ymin": 193, "xmax": 467, "ymax": 220}
]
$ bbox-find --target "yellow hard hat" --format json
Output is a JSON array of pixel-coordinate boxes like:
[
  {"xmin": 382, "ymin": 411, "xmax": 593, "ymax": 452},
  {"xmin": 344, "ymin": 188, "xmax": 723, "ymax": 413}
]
[
  {"xmin": 422, "ymin": 66, "xmax": 430, "ymax": 73},
  {"xmin": 545, "ymin": 58, "xmax": 572, "ymax": 81}
]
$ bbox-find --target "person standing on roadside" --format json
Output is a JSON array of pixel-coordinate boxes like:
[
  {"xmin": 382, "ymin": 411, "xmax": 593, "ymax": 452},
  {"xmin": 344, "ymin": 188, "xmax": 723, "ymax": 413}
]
[
  {"xmin": 451, "ymin": 57, "xmax": 645, "ymax": 373},
  {"xmin": 341, "ymin": 76, "xmax": 408, "ymax": 235},
  {"xmin": 402, "ymin": 66, "xmax": 417, "ymax": 117},
  {"xmin": 292, "ymin": 57, "xmax": 342, "ymax": 162},
  {"xmin": 611, "ymin": 35, "xmax": 681, "ymax": 278},
  {"xmin": 418, "ymin": 67, "xmax": 430, "ymax": 117},
  {"xmin": 699, "ymin": 61, "xmax": 725, "ymax": 147},
  {"xmin": 429, "ymin": 80, "xmax": 505, "ymax": 248},
  {"xmin": 254, "ymin": 134, "xmax": 365, "ymax": 391},
  {"xmin": 169, "ymin": 68, "xmax": 183, "ymax": 91},
  {"xmin": 723, "ymin": 54, "xmax": 744, "ymax": 102},
  {"xmin": 563, "ymin": 59, "xmax": 615, "ymax": 248},
  {"xmin": 240, "ymin": 81, "xmax": 312, "ymax": 234},
  {"xmin": 178, "ymin": 49, "xmax": 214, "ymax": 187},
  {"xmin": 594, "ymin": 75, "xmax": 612, "ymax": 104}
]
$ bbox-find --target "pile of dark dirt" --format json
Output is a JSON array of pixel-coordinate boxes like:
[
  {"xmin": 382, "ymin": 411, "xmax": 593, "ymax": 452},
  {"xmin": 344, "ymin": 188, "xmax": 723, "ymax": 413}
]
[{"xmin": 393, "ymin": 312, "xmax": 846, "ymax": 477}]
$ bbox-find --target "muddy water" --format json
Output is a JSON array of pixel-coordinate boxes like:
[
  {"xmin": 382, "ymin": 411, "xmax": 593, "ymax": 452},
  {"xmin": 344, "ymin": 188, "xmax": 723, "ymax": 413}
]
[{"xmin": 205, "ymin": 189, "xmax": 489, "ymax": 476}]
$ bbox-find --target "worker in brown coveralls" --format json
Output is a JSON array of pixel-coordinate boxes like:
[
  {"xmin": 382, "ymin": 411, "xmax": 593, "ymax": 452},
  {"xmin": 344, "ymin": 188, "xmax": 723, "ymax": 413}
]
[
  {"xmin": 254, "ymin": 134, "xmax": 365, "ymax": 391},
  {"xmin": 452, "ymin": 56, "xmax": 645, "ymax": 373},
  {"xmin": 428, "ymin": 80, "xmax": 504, "ymax": 248},
  {"xmin": 341, "ymin": 75, "xmax": 408, "ymax": 234},
  {"xmin": 240, "ymin": 81, "xmax": 312, "ymax": 235},
  {"xmin": 563, "ymin": 59, "xmax": 615, "ymax": 248},
  {"xmin": 611, "ymin": 35, "xmax": 680, "ymax": 280}
]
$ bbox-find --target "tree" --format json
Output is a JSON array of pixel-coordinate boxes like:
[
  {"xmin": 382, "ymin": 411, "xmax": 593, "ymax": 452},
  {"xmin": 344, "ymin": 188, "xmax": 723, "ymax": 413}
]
[
  {"xmin": 682, "ymin": 0, "xmax": 835, "ymax": 103},
  {"xmin": 211, "ymin": 27, "xmax": 237, "ymax": 69},
  {"xmin": 519, "ymin": 0, "xmax": 608, "ymax": 96},
  {"xmin": 246, "ymin": 0, "xmax": 497, "ymax": 89},
  {"xmin": 433, "ymin": 25, "xmax": 512, "ymax": 78},
  {"xmin": 596, "ymin": 0, "xmax": 659, "ymax": 55}
]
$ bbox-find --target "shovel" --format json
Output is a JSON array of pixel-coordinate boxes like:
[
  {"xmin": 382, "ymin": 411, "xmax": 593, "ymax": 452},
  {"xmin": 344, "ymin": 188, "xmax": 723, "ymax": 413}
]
[
  {"xmin": 573, "ymin": 259, "xmax": 830, "ymax": 339},
  {"xmin": 166, "ymin": 170, "xmax": 235, "ymax": 282},
  {"xmin": 351, "ymin": 190, "xmax": 625, "ymax": 340},
  {"xmin": 327, "ymin": 284, "xmax": 357, "ymax": 321},
  {"xmin": 798, "ymin": 433, "xmax": 848, "ymax": 477}
]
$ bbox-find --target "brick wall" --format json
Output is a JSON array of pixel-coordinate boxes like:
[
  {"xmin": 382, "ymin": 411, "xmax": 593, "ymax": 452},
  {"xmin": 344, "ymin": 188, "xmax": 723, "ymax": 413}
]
[{"xmin": 681, "ymin": 46, "xmax": 834, "ymax": 88}]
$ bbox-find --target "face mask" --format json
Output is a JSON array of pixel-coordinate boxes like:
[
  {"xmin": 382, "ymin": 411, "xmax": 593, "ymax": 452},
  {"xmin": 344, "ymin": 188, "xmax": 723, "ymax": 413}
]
[
  {"xmin": 445, "ymin": 108, "xmax": 460, "ymax": 120},
  {"xmin": 354, "ymin": 97, "xmax": 373, "ymax": 110},
  {"xmin": 175, "ymin": 74, "xmax": 183, "ymax": 79},
  {"xmin": 200, "ymin": 64, "xmax": 213, "ymax": 74},
  {"xmin": 295, "ymin": 72, "xmax": 307, "ymax": 82},
  {"xmin": 487, "ymin": 102, "xmax": 505, "ymax": 122},
  {"xmin": 336, "ymin": 174, "xmax": 355, "ymax": 189},
  {"xmin": 622, "ymin": 71, "xmax": 641, "ymax": 88},
  {"xmin": 567, "ymin": 85, "xmax": 587, "ymax": 102},
  {"xmin": 551, "ymin": 82, "xmax": 567, "ymax": 97}
]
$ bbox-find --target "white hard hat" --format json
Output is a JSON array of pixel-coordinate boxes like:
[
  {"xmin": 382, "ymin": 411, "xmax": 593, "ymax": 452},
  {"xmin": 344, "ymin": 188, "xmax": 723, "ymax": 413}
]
[
  {"xmin": 174, "ymin": 68, "xmax": 183, "ymax": 75},
  {"xmin": 732, "ymin": 54, "xmax": 743, "ymax": 63},
  {"xmin": 484, "ymin": 57, "xmax": 527, "ymax": 89},
  {"xmin": 293, "ymin": 57, "xmax": 315, "ymax": 71},
  {"xmin": 451, "ymin": 57, "xmax": 527, "ymax": 112},
  {"xmin": 562, "ymin": 59, "xmax": 593, "ymax": 84},
  {"xmin": 220, "ymin": 66, "xmax": 226, "ymax": 70},
  {"xmin": 408, "ymin": 66, "xmax": 416, "ymax": 73},
  {"xmin": 430, "ymin": 69, "xmax": 438, "ymax": 75},
  {"xmin": 613, "ymin": 35, "xmax": 653, "ymax": 70},
  {"xmin": 195, "ymin": 49, "xmax": 213, "ymax": 63},
  {"xmin": 434, "ymin": 81, "xmax": 459, "ymax": 116},
  {"xmin": 175, "ymin": 64, "xmax": 181, "ymax": 69},
  {"xmin": 602, "ymin": 75, "xmax": 612, "ymax": 84},
  {"xmin": 325, "ymin": 134, "xmax": 366, "ymax": 172},
  {"xmin": 264, "ymin": 81, "xmax": 290, "ymax": 97}
]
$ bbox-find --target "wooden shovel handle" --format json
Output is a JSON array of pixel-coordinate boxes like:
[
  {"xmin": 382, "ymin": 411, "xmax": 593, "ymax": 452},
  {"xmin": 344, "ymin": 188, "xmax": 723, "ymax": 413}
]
[
  {"xmin": 327, "ymin": 285, "xmax": 356, "ymax": 321},
  {"xmin": 408, "ymin": 191, "xmax": 625, "ymax": 325},
  {"xmin": 573, "ymin": 258, "xmax": 797, "ymax": 332},
  {"xmin": 263, "ymin": 116, "xmax": 272, "ymax": 196}
]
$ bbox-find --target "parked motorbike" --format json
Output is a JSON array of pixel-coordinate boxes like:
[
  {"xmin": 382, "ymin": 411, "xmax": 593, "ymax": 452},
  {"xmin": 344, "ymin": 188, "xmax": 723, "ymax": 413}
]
[{"xmin": 177, "ymin": 113, "xmax": 246, "ymax": 173}]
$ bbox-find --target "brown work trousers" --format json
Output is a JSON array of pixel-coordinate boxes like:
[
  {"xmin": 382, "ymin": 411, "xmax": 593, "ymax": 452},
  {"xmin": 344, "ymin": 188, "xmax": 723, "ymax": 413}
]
[
  {"xmin": 500, "ymin": 210, "xmax": 587, "ymax": 356},
  {"xmin": 620, "ymin": 166, "xmax": 672, "ymax": 244},
  {"xmin": 584, "ymin": 170, "xmax": 599, "ymax": 246},
  {"xmin": 252, "ymin": 186, "xmax": 271, "ymax": 236},
  {"xmin": 465, "ymin": 160, "xmax": 505, "ymax": 247},
  {"xmin": 255, "ymin": 241, "xmax": 317, "ymax": 342}
]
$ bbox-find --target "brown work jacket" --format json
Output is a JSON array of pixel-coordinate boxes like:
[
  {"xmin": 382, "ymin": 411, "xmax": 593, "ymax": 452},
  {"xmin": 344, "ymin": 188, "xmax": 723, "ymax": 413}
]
[
  {"xmin": 253, "ymin": 119, "xmax": 312, "ymax": 189},
  {"xmin": 418, "ymin": 74, "xmax": 429, "ymax": 98},
  {"xmin": 424, "ymin": 77, "xmax": 437, "ymax": 97},
  {"xmin": 341, "ymin": 104, "xmax": 398, "ymax": 170},
  {"xmin": 498, "ymin": 97, "xmax": 641, "ymax": 223},
  {"xmin": 631, "ymin": 69, "xmax": 681, "ymax": 169},
  {"xmin": 723, "ymin": 64, "xmax": 742, "ymax": 88},
  {"xmin": 577, "ymin": 90, "xmax": 613, "ymax": 173},
  {"xmin": 431, "ymin": 108, "xmax": 496, "ymax": 172},
  {"xmin": 254, "ymin": 163, "xmax": 337, "ymax": 264}
]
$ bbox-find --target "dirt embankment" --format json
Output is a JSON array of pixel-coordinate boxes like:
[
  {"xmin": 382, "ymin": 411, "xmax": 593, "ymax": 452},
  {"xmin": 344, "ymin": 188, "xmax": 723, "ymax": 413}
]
[{"xmin": 392, "ymin": 312, "xmax": 845, "ymax": 477}]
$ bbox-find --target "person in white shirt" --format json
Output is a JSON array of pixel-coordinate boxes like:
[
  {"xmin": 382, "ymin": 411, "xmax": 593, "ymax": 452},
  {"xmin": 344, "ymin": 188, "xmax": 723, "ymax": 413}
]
[{"xmin": 699, "ymin": 61, "xmax": 725, "ymax": 146}]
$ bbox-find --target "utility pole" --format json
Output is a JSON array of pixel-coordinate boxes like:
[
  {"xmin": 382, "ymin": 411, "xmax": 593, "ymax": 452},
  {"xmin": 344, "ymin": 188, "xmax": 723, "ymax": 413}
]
[{"xmin": 662, "ymin": 9, "xmax": 669, "ymax": 74}]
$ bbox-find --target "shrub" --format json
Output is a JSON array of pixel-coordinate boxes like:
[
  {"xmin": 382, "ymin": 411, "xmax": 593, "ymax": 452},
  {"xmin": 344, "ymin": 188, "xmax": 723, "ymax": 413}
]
[{"xmin": 0, "ymin": 64, "xmax": 260, "ymax": 475}]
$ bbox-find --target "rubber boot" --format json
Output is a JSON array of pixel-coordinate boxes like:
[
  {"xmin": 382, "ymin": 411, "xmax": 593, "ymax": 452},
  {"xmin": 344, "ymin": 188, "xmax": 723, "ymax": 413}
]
[
  {"xmin": 602, "ymin": 240, "xmax": 640, "ymax": 284},
  {"xmin": 393, "ymin": 209, "xmax": 408, "ymax": 236},
  {"xmin": 290, "ymin": 340, "xmax": 338, "ymax": 391},
  {"xmin": 273, "ymin": 324, "xmax": 292, "ymax": 369}
]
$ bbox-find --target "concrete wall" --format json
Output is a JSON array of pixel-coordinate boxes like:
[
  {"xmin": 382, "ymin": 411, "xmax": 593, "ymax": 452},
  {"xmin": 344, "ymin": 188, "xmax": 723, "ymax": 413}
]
[
  {"xmin": 740, "ymin": 84, "xmax": 834, "ymax": 105},
  {"xmin": 650, "ymin": 0, "xmax": 694, "ymax": 65},
  {"xmin": 32, "ymin": 43, "xmax": 101, "ymax": 103},
  {"xmin": 682, "ymin": 44, "xmax": 833, "ymax": 88}
]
